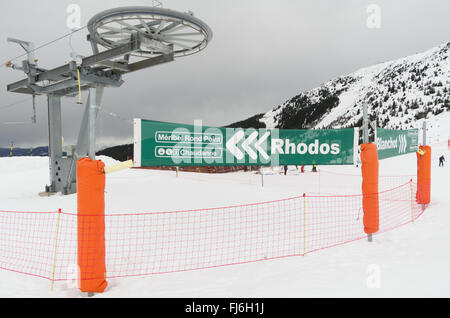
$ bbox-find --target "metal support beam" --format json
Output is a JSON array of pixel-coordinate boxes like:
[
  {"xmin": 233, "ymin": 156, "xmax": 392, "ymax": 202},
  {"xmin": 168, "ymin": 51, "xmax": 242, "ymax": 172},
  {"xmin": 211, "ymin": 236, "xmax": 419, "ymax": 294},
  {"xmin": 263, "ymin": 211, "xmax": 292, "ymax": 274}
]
[
  {"xmin": 36, "ymin": 64, "xmax": 75, "ymax": 84},
  {"xmin": 64, "ymin": 86, "xmax": 104, "ymax": 193},
  {"xmin": 7, "ymin": 37, "xmax": 35, "ymax": 64},
  {"xmin": 88, "ymin": 87, "xmax": 98, "ymax": 160},
  {"xmin": 34, "ymin": 78, "xmax": 79, "ymax": 94},
  {"xmin": 78, "ymin": 71, "xmax": 124, "ymax": 87},
  {"xmin": 47, "ymin": 95, "xmax": 62, "ymax": 193},
  {"xmin": 7, "ymin": 40, "xmax": 140, "ymax": 94},
  {"xmin": 371, "ymin": 121, "xmax": 377, "ymax": 142},
  {"xmin": 98, "ymin": 60, "xmax": 130, "ymax": 72},
  {"xmin": 75, "ymin": 86, "xmax": 104, "ymax": 158},
  {"xmin": 363, "ymin": 103, "xmax": 369, "ymax": 144},
  {"xmin": 128, "ymin": 52, "xmax": 174, "ymax": 73},
  {"xmin": 81, "ymin": 39, "xmax": 140, "ymax": 68},
  {"xmin": 422, "ymin": 121, "xmax": 427, "ymax": 146}
]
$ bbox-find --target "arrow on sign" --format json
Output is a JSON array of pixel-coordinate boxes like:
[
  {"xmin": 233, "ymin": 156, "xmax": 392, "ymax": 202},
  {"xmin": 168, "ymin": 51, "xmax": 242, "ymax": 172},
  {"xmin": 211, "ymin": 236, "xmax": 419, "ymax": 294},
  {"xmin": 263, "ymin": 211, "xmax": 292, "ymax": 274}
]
[
  {"xmin": 241, "ymin": 131, "xmax": 258, "ymax": 160},
  {"xmin": 404, "ymin": 135, "xmax": 408, "ymax": 152},
  {"xmin": 226, "ymin": 130, "xmax": 245, "ymax": 160},
  {"xmin": 254, "ymin": 131, "xmax": 270, "ymax": 160},
  {"xmin": 398, "ymin": 134, "xmax": 407, "ymax": 154},
  {"xmin": 226, "ymin": 131, "xmax": 270, "ymax": 160}
]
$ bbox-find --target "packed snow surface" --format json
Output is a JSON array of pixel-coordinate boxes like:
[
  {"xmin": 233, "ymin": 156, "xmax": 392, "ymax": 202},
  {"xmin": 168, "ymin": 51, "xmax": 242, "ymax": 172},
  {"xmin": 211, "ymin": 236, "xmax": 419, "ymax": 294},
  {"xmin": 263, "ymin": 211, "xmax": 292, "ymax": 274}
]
[{"xmin": 0, "ymin": 141, "xmax": 448, "ymax": 298}]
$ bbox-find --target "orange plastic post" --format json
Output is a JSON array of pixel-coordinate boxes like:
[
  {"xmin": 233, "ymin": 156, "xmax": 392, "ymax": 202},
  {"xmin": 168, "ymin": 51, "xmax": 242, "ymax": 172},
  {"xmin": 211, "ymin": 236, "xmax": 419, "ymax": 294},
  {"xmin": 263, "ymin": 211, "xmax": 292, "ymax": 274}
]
[
  {"xmin": 360, "ymin": 143, "xmax": 379, "ymax": 234},
  {"xmin": 77, "ymin": 157, "xmax": 108, "ymax": 293},
  {"xmin": 416, "ymin": 145, "xmax": 431, "ymax": 204}
]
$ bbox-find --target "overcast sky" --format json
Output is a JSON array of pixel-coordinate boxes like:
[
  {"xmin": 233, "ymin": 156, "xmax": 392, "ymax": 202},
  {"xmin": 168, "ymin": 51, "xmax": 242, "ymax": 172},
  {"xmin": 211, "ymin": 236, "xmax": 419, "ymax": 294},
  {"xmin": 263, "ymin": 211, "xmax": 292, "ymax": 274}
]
[{"xmin": 0, "ymin": 0, "xmax": 448, "ymax": 148}]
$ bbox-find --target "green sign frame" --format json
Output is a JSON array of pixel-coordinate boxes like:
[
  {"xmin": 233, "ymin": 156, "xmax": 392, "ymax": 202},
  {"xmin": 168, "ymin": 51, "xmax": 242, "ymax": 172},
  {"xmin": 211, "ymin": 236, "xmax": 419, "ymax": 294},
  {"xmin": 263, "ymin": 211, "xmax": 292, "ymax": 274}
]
[
  {"xmin": 134, "ymin": 119, "xmax": 357, "ymax": 167},
  {"xmin": 376, "ymin": 127, "xmax": 419, "ymax": 160}
]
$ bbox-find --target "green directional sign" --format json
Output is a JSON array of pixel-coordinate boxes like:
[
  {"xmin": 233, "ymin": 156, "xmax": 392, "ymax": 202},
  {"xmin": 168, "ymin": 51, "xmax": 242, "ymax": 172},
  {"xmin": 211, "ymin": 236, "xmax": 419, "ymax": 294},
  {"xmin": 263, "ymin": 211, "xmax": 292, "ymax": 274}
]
[
  {"xmin": 376, "ymin": 128, "xmax": 419, "ymax": 160},
  {"xmin": 134, "ymin": 119, "xmax": 356, "ymax": 167}
]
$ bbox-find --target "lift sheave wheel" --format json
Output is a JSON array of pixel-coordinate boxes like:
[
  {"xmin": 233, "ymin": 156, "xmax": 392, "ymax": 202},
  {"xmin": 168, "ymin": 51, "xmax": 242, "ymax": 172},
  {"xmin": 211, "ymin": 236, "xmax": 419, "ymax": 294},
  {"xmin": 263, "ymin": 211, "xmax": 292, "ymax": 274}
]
[{"xmin": 88, "ymin": 6, "xmax": 213, "ymax": 59}]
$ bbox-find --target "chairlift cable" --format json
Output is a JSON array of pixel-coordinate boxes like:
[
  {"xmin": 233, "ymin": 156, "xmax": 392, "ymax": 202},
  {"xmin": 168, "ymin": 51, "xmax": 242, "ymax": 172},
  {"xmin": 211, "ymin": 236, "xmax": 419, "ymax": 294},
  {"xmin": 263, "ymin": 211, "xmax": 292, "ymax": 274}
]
[
  {"xmin": 1, "ymin": 25, "xmax": 88, "ymax": 67},
  {"xmin": 0, "ymin": 98, "xmax": 32, "ymax": 110}
]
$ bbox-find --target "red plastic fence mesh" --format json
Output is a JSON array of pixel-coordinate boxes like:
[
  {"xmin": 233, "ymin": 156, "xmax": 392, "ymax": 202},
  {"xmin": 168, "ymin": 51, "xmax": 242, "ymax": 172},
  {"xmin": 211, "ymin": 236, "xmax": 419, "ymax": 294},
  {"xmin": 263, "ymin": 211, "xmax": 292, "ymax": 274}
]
[
  {"xmin": 0, "ymin": 211, "xmax": 59, "ymax": 279},
  {"xmin": 318, "ymin": 169, "xmax": 415, "ymax": 192},
  {"xmin": 0, "ymin": 181, "xmax": 427, "ymax": 282},
  {"xmin": 167, "ymin": 169, "xmax": 415, "ymax": 195}
]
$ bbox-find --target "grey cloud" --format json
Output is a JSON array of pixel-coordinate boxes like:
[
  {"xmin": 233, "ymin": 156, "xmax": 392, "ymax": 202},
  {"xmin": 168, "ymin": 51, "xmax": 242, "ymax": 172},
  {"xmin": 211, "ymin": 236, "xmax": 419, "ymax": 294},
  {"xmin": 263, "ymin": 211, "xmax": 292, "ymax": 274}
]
[{"xmin": 0, "ymin": 0, "xmax": 449, "ymax": 148}]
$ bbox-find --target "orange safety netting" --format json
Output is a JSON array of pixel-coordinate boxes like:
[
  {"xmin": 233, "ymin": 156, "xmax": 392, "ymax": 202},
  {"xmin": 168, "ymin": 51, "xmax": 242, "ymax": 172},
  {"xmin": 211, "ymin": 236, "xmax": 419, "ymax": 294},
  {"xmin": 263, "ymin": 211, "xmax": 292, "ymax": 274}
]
[{"xmin": 0, "ymin": 181, "xmax": 427, "ymax": 283}]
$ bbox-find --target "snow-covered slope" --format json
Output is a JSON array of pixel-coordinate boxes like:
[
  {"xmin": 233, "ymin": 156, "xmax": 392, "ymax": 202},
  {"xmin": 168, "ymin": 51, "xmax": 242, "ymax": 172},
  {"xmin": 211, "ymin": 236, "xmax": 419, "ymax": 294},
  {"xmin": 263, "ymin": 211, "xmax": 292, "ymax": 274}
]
[
  {"xmin": 238, "ymin": 42, "xmax": 449, "ymax": 142},
  {"xmin": 0, "ymin": 141, "xmax": 449, "ymax": 297}
]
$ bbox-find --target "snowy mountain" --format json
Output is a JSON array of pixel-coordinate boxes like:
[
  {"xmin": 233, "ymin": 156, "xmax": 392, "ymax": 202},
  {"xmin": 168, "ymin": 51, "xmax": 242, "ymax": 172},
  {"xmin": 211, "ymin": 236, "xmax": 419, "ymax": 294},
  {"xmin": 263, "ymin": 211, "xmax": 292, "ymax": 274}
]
[
  {"xmin": 0, "ymin": 146, "xmax": 48, "ymax": 157},
  {"xmin": 232, "ymin": 42, "xmax": 450, "ymax": 141},
  {"xmin": 55, "ymin": 43, "xmax": 450, "ymax": 162}
]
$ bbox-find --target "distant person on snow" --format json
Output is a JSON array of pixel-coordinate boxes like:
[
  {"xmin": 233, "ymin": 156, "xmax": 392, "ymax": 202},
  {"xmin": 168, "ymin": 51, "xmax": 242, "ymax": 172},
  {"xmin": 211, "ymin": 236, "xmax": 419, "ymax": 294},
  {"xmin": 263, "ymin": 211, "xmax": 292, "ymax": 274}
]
[
  {"xmin": 301, "ymin": 165, "xmax": 305, "ymax": 173},
  {"xmin": 283, "ymin": 165, "xmax": 288, "ymax": 175},
  {"xmin": 439, "ymin": 155, "xmax": 445, "ymax": 167},
  {"xmin": 312, "ymin": 165, "xmax": 317, "ymax": 173}
]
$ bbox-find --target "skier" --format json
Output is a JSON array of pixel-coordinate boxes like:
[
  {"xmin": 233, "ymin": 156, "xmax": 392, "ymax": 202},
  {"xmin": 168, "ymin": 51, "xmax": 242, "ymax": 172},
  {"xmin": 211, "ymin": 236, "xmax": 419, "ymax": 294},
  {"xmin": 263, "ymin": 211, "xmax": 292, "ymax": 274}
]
[
  {"xmin": 439, "ymin": 155, "xmax": 445, "ymax": 167},
  {"xmin": 312, "ymin": 165, "xmax": 317, "ymax": 173},
  {"xmin": 300, "ymin": 165, "xmax": 305, "ymax": 173},
  {"xmin": 283, "ymin": 165, "xmax": 288, "ymax": 175}
]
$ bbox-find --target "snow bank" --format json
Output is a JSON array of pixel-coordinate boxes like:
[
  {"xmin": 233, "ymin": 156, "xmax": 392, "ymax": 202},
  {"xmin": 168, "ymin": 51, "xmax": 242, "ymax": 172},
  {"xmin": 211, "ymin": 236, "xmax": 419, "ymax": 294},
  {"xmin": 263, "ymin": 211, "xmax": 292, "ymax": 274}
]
[{"xmin": 0, "ymin": 147, "xmax": 448, "ymax": 297}]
